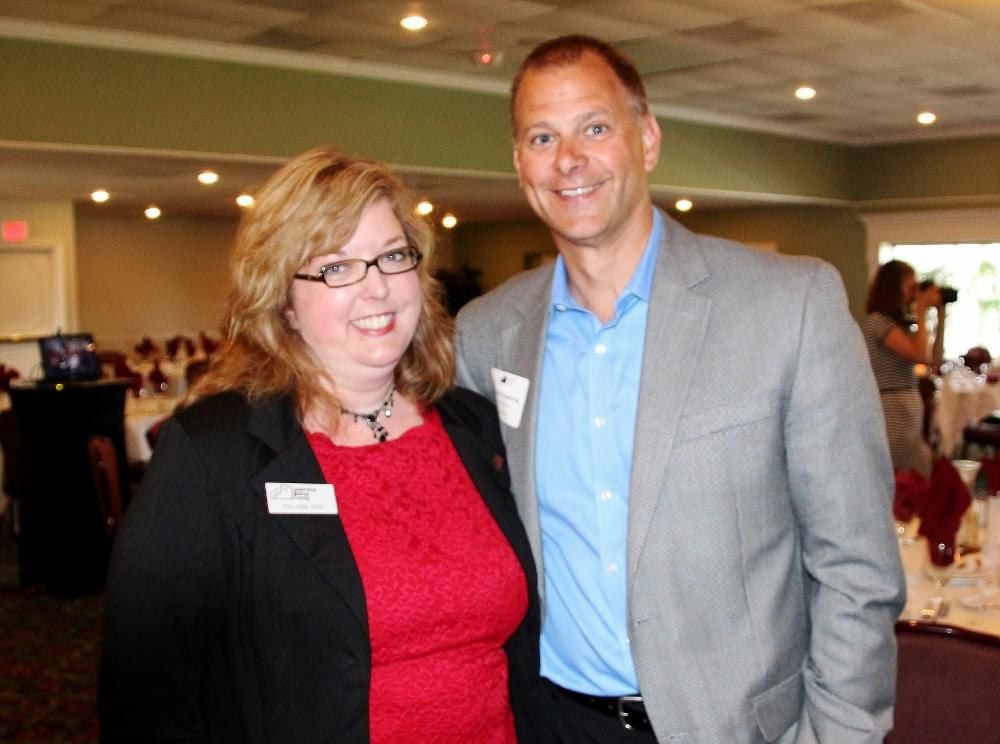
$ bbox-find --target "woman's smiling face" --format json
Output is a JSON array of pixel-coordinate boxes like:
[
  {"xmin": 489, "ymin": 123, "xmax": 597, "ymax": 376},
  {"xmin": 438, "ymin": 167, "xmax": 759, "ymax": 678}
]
[{"xmin": 286, "ymin": 198, "xmax": 421, "ymax": 390}]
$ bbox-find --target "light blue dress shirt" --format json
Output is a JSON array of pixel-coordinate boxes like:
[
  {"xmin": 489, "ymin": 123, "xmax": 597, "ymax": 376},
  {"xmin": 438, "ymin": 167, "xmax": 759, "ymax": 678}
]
[{"xmin": 536, "ymin": 209, "xmax": 662, "ymax": 695}]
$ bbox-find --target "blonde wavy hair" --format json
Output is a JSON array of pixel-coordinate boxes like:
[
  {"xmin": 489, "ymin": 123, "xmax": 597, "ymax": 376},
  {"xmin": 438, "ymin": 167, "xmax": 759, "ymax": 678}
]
[{"xmin": 190, "ymin": 148, "xmax": 454, "ymax": 428}]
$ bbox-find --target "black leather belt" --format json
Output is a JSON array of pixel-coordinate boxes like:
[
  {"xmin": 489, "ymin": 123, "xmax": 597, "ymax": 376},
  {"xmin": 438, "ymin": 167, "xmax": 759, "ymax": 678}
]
[{"xmin": 547, "ymin": 680, "xmax": 652, "ymax": 731}]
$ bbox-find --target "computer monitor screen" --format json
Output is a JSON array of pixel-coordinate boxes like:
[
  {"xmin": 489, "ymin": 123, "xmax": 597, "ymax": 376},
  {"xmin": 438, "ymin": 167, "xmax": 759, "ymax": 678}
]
[{"xmin": 37, "ymin": 333, "xmax": 101, "ymax": 382}]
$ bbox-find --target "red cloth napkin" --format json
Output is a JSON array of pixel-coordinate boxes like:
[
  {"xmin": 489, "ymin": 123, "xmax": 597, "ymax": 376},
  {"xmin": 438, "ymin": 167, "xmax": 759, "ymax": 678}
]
[
  {"xmin": 917, "ymin": 458, "xmax": 973, "ymax": 548},
  {"xmin": 893, "ymin": 468, "xmax": 929, "ymax": 523}
]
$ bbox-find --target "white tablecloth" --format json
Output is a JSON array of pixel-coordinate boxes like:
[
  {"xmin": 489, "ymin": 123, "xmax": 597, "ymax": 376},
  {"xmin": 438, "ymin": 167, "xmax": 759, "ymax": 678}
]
[
  {"xmin": 125, "ymin": 395, "xmax": 178, "ymax": 463},
  {"xmin": 899, "ymin": 534, "xmax": 1000, "ymax": 636},
  {"xmin": 934, "ymin": 378, "xmax": 1000, "ymax": 457}
]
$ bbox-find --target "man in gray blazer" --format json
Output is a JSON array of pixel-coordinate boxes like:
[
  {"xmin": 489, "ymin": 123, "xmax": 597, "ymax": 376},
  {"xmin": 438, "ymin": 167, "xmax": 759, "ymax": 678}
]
[{"xmin": 455, "ymin": 35, "xmax": 906, "ymax": 744}]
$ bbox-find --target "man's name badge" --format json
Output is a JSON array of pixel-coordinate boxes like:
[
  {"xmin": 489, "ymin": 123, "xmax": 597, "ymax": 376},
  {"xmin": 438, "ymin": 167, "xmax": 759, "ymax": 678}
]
[
  {"xmin": 491, "ymin": 367, "xmax": 530, "ymax": 429},
  {"xmin": 265, "ymin": 482, "xmax": 338, "ymax": 515}
]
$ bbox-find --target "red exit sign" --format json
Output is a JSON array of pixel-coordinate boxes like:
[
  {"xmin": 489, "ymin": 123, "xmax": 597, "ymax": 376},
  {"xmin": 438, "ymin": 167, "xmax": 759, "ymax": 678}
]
[{"xmin": 2, "ymin": 220, "xmax": 28, "ymax": 242}]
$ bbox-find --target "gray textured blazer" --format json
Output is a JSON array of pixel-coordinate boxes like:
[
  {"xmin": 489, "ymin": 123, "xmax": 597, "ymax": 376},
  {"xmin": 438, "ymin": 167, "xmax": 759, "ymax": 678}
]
[{"xmin": 455, "ymin": 211, "xmax": 906, "ymax": 744}]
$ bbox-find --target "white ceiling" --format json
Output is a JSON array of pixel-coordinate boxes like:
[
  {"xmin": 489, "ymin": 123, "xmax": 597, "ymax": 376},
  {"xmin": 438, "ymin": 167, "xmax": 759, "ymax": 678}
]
[{"xmin": 2, "ymin": 0, "xmax": 999, "ymax": 220}]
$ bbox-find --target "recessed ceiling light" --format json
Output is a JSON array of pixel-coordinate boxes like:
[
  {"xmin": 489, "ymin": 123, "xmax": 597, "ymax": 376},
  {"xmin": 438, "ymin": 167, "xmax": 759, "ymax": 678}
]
[
  {"xmin": 90, "ymin": 189, "xmax": 110, "ymax": 203},
  {"xmin": 236, "ymin": 193, "xmax": 255, "ymax": 208},
  {"xmin": 415, "ymin": 200, "xmax": 434, "ymax": 216},
  {"xmin": 794, "ymin": 86, "xmax": 816, "ymax": 101},
  {"xmin": 198, "ymin": 170, "xmax": 219, "ymax": 185},
  {"xmin": 917, "ymin": 111, "xmax": 937, "ymax": 125},
  {"xmin": 144, "ymin": 205, "xmax": 162, "ymax": 220},
  {"xmin": 441, "ymin": 213, "xmax": 458, "ymax": 229},
  {"xmin": 400, "ymin": 15, "xmax": 427, "ymax": 31},
  {"xmin": 675, "ymin": 199, "xmax": 693, "ymax": 212}
]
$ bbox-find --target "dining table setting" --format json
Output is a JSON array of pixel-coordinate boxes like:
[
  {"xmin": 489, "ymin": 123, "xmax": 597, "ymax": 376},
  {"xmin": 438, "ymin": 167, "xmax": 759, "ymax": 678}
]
[
  {"xmin": 933, "ymin": 363, "xmax": 1000, "ymax": 458},
  {"xmin": 124, "ymin": 393, "xmax": 179, "ymax": 463},
  {"xmin": 894, "ymin": 459, "xmax": 1000, "ymax": 637}
]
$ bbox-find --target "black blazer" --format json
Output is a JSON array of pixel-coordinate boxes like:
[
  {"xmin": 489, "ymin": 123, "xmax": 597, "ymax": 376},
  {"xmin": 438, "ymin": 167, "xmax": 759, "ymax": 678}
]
[{"xmin": 99, "ymin": 387, "xmax": 541, "ymax": 744}]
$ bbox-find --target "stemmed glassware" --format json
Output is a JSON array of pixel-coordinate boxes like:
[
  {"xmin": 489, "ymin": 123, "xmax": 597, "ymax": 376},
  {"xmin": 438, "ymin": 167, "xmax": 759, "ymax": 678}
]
[
  {"xmin": 894, "ymin": 516, "xmax": 917, "ymax": 546},
  {"xmin": 922, "ymin": 539, "xmax": 956, "ymax": 621}
]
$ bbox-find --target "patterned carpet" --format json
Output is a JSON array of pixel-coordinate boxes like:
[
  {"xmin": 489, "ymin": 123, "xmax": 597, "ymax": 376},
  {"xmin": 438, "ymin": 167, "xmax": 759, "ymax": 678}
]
[{"xmin": 0, "ymin": 542, "xmax": 102, "ymax": 743}]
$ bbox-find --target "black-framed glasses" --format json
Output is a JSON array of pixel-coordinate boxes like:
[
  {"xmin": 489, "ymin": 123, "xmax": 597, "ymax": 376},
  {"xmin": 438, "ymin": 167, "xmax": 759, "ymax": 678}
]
[{"xmin": 293, "ymin": 247, "xmax": 422, "ymax": 288}]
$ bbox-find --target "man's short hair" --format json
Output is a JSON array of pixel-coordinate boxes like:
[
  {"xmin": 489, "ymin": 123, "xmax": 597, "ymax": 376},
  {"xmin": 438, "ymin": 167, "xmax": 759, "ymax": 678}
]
[{"xmin": 510, "ymin": 34, "xmax": 649, "ymax": 131}]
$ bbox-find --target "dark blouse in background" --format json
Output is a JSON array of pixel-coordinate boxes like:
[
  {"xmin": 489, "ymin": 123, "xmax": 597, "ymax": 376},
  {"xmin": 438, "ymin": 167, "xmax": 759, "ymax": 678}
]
[{"xmin": 307, "ymin": 407, "xmax": 527, "ymax": 744}]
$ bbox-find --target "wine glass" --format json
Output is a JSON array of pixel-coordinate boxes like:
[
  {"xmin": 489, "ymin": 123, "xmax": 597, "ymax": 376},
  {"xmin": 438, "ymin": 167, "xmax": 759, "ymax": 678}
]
[
  {"xmin": 893, "ymin": 516, "xmax": 917, "ymax": 546},
  {"xmin": 953, "ymin": 459, "xmax": 982, "ymax": 553},
  {"xmin": 922, "ymin": 539, "xmax": 956, "ymax": 621}
]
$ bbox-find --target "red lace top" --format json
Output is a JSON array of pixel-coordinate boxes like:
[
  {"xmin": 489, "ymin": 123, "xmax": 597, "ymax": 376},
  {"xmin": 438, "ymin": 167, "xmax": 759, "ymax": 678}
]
[{"xmin": 307, "ymin": 408, "xmax": 527, "ymax": 744}]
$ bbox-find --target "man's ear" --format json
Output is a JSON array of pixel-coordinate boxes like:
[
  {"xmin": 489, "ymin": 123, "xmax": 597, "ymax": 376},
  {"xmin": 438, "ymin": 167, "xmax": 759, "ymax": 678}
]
[{"xmin": 641, "ymin": 112, "xmax": 662, "ymax": 173}]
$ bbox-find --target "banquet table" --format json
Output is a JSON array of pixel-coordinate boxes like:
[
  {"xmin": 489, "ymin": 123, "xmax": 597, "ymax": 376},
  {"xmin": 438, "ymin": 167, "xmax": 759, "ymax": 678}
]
[
  {"xmin": 934, "ymin": 375, "xmax": 1000, "ymax": 458},
  {"xmin": 898, "ymin": 534, "xmax": 1000, "ymax": 637},
  {"xmin": 125, "ymin": 395, "xmax": 178, "ymax": 463}
]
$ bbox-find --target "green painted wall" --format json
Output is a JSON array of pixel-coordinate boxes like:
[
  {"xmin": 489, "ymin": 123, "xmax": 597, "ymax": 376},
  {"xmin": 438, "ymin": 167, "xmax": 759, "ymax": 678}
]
[
  {"xmin": 0, "ymin": 37, "xmax": 862, "ymax": 203},
  {"xmin": 0, "ymin": 37, "xmax": 513, "ymax": 172},
  {"xmin": 455, "ymin": 207, "xmax": 868, "ymax": 321},
  {"xmin": 678, "ymin": 206, "xmax": 869, "ymax": 321},
  {"xmin": 851, "ymin": 136, "xmax": 1000, "ymax": 202},
  {"xmin": 453, "ymin": 219, "xmax": 554, "ymax": 291},
  {"xmin": 654, "ymin": 121, "xmax": 855, "ymax": 201}
]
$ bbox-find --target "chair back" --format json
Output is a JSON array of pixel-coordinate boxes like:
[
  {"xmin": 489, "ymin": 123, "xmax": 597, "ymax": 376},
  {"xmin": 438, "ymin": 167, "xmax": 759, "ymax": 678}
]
[
  {"xmin": 886, "ymin": 620, "xmax": 1000, "ymax": 743},
  {"xmin": 87, "ymin": 434, "xmax": 124, "ymax": 539}
]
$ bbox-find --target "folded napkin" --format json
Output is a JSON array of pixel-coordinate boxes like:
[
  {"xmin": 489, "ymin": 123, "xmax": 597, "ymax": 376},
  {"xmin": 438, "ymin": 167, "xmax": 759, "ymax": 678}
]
[
  {"xmin": 198, "ymin": 331, "xmax": 219, "ymax": 355},
  {"xmin": 917, "ymin": 458, "xmax": 973, "ymax": 549},
  {"xmin": 894, "ymin": 468, "xmax": 930, "ymax": 523},
  {"xmin": 134, "ymin": 336, "xmax": 160, "ymax": 359},
  {"xmin": 0, "ymin": 363, "xmax": 20, "ymax": 392}
]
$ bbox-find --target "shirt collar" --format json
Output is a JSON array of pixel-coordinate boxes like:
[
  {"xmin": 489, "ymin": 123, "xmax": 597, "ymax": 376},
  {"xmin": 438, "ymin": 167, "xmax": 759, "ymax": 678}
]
[{"xmin": 550, "ymin": 207, "xmax": 662, "ymax": 311}]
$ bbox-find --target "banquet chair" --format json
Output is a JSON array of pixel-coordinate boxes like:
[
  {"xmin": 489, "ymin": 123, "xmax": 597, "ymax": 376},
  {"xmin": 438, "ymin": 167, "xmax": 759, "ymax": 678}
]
[
  {"xmin": 886, "ymin": 620, "xmax": 1000, "ymax": 744},
  {"xmin": 87, "ymin": 435, "xmax": 124, "ymax": 539},
  {"xmin": 959, "ymin": 419, "xmax": 1000, "ymax": 459}
]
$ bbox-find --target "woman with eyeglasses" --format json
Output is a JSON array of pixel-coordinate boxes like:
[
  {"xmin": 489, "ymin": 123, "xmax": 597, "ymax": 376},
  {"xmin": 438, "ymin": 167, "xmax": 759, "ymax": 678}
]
[{"xmin": 99, "ymin": 148, "xmax": 542, "ymax": 744}]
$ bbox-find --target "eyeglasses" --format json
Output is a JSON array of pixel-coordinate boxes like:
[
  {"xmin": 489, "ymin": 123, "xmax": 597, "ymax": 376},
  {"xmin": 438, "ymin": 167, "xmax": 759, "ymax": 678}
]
[{"xmin": 293, "ymin": 247, "xmax": 422, "ymax": 288}]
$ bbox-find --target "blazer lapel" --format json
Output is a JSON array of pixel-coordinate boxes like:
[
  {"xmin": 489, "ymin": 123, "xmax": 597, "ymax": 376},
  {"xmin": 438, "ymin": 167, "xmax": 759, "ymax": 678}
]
[
  {"xmin": 628, "ymin": 215, "xmax": 712, "ymax": 587},
  {"xmin": 499, "ymin": 272, "xmax": 552, "ymax": 596},
  {"xmin": 247, "ymin": 399, "xmax": 369, "ymax": 634},
  {"xmin": 437, "ymin": 397, "xmax": 538, "ymax": 598}
]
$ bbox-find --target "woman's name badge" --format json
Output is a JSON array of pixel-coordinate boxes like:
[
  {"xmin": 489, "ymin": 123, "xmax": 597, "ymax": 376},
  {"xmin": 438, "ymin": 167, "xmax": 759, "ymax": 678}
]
[
  {"xmin": 491, "ymin": 367, "xmax": 530, "ymax": 429},
  {"xmin": 265, "ymin": 482, "xmax": 338, "ymax": 515}
]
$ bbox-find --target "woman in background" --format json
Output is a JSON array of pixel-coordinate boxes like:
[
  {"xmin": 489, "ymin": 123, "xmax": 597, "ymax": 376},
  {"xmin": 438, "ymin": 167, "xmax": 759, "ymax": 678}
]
[
  {"xmin": 99, "ymin": 148, "xmax": 541, "ymax": 743},
  {"xmin": 863, "ymin": 259, "xmax": 944, "ymax": 476}
]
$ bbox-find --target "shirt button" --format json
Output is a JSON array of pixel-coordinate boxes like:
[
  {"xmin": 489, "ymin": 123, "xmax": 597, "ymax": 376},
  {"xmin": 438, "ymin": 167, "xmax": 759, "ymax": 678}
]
[
  {"xmin": 607, "ymin": 562, "xmax": 618, "ymax": 574},
  {"xmin": 594, "ymin": 416, "xmax": 605, "ymax": 428},
  {"xmin": 600, "ymin": 490, "xmax": 613, "ymax": 501},
  {"xmin": 595, "ymin": 343, "xmax": 607, "ymax": 355},
  {"xmin": 555, "ymin": 303, "xmax": 567, "ymax": 312}
]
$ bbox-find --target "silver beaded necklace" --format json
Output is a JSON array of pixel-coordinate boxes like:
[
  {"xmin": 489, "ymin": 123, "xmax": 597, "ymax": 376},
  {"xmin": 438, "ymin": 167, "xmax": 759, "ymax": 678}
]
[{"xmin": 340, "ymin": 384, "xmax": 395, "ymax": 442}]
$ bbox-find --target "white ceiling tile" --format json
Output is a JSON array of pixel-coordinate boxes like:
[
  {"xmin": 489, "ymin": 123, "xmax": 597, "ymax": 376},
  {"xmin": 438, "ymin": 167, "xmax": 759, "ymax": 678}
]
[
  {"xmin": 749, "ymin": 7, "xmax": 890, "ymax": 43},
  {"xmin": 572, "ymin": 0, "xmax": 733, "ymax": 30},
  {"xmin": 128, "ymin": 0, "xmax": 307, "ymax": 27},
  {"xmin": 918, "ymin": 0, "xmax": 1000, "ymax": 23},
  {"xmin": 507, "ymin": 7, "xmax": 658, "ymax": 41},
  {"xmin": 87, "ymin": 6, "xmax": 265, "ymax": 41},
  {"xmin": 0, "ymin": 0, "xmax": 113, "ymax": 23}
]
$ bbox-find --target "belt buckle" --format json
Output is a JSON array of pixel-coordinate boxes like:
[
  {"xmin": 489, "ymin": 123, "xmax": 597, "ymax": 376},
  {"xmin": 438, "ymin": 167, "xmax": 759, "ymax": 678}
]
[{"xmin": 616, "ymin": 695, "xmax": 644, "ymax": 731}]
